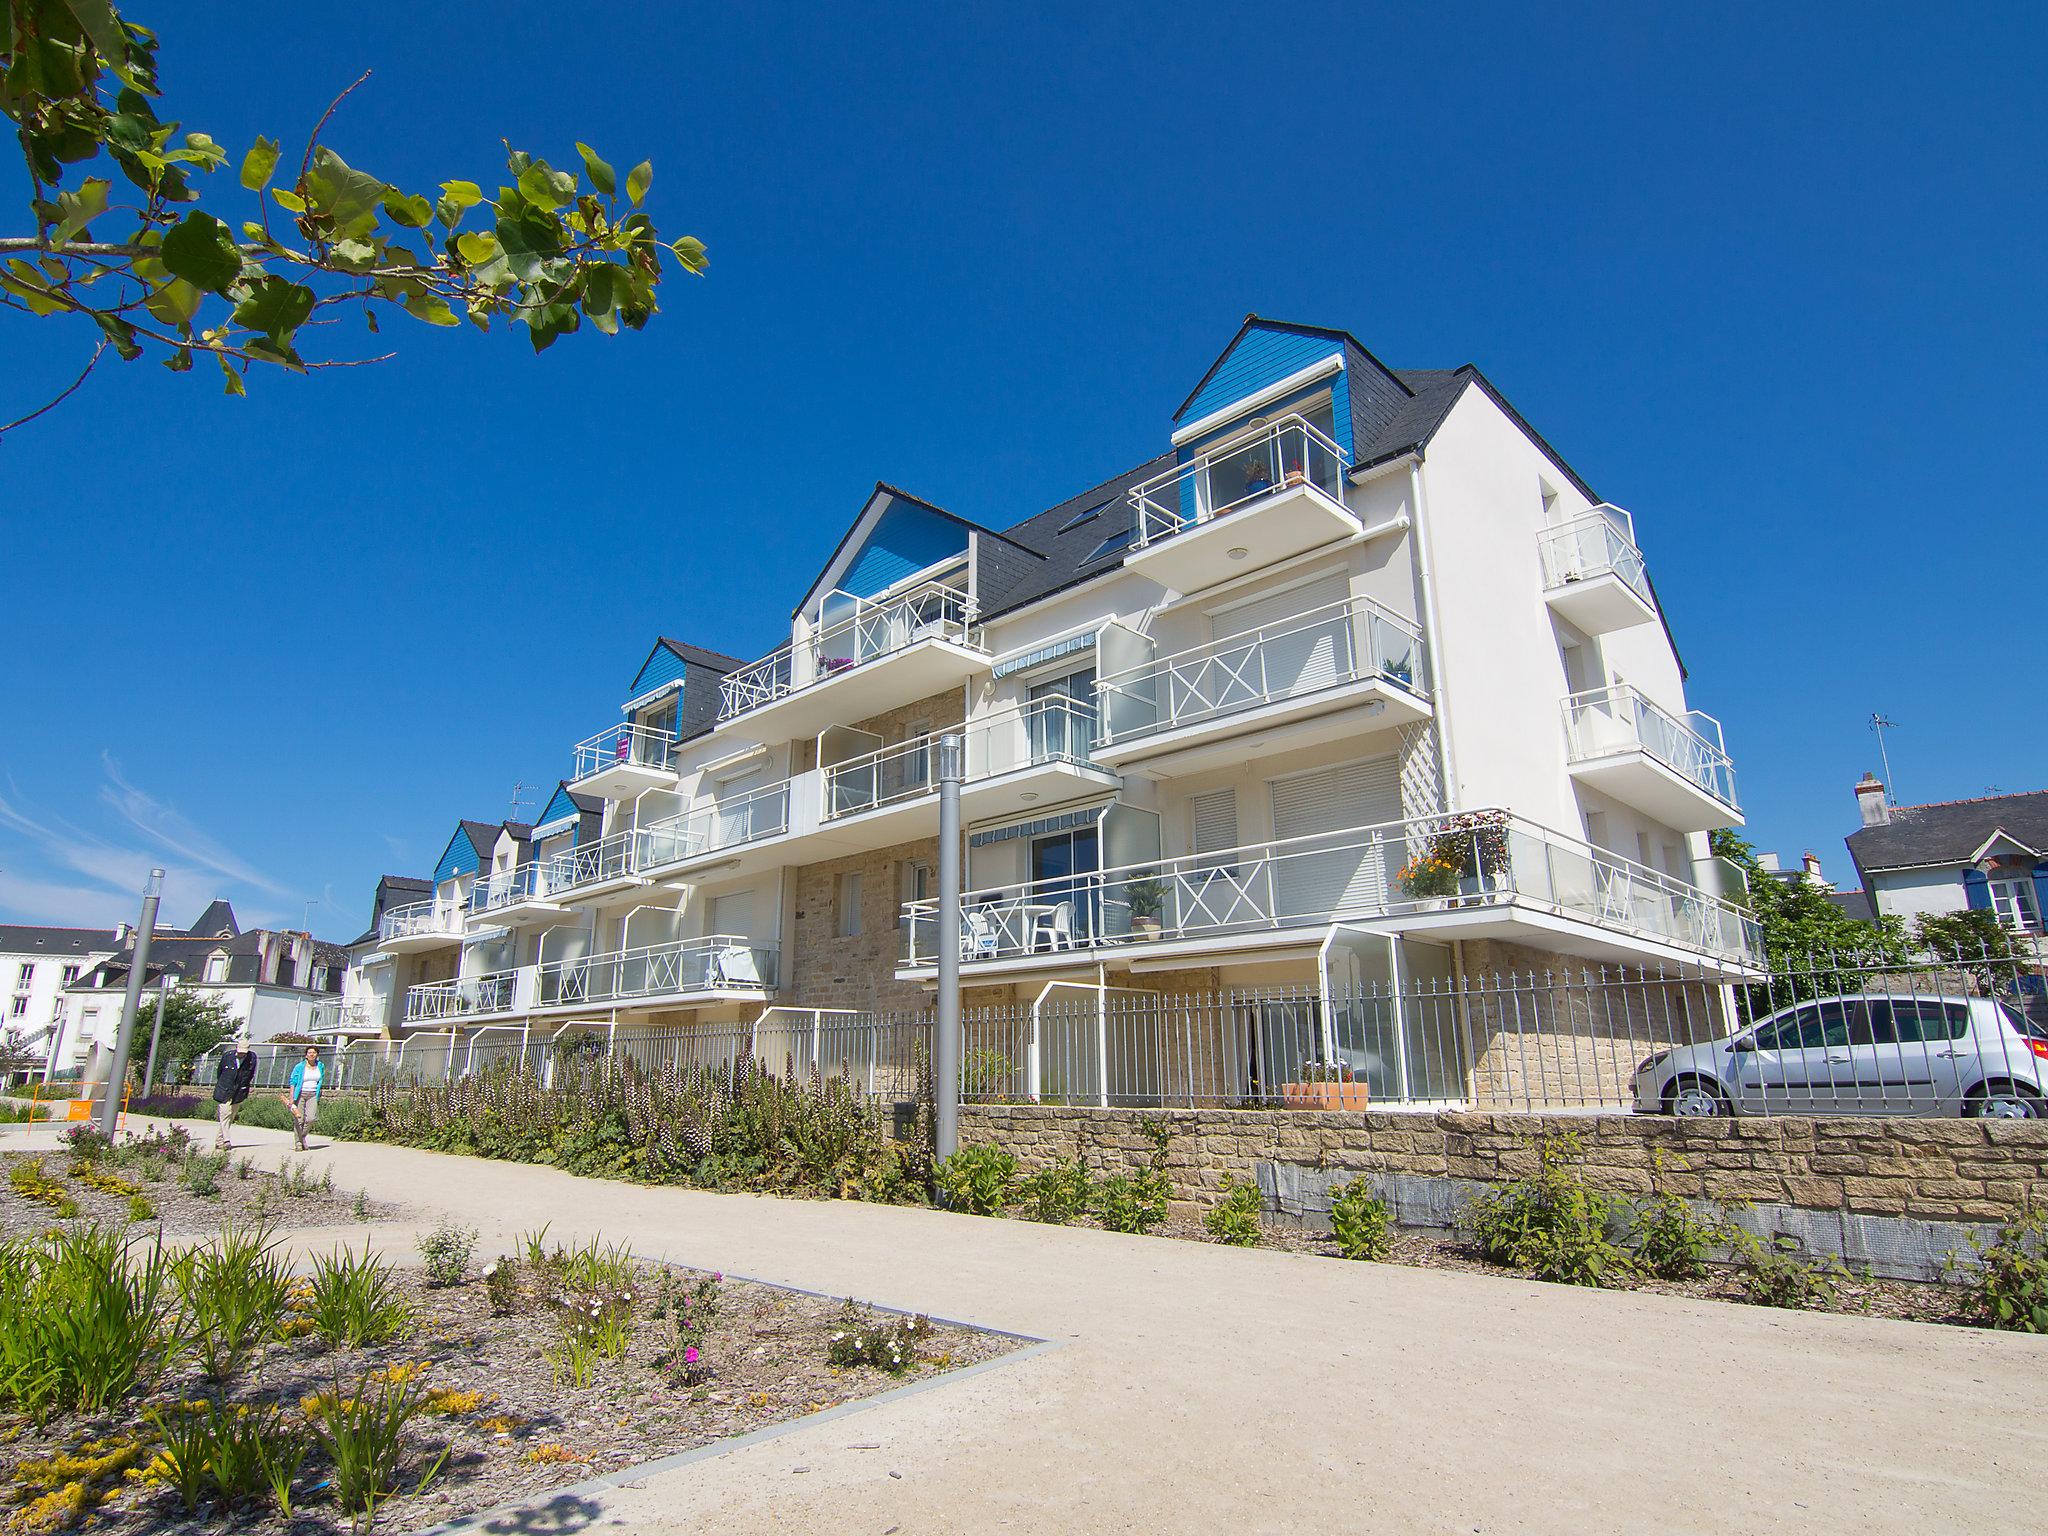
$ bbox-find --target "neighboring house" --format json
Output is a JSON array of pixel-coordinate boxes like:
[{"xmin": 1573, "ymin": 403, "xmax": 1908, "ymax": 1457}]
[
  {"xmin": 55, "ymin": 900, "xmax": 348, "ymax": 1073},
  {"xmin": 1752, "ymin": 849, "xmax": 1880, "ymax": 923},
  {"xmin": 0, "ymin": 924, "xmax": 120, "ymax": 1079},
  {"xmin": 1844, "ymin": 775, "xmax": 2048, "ymax": 944},
  {"xmin": 348, "ymin": 315, "xmax": 1757, "ymax": 1106}
]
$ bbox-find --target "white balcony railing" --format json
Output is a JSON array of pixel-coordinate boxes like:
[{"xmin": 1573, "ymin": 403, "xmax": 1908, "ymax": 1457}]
[
  {"xmin": 901, "ymin": 809, "xmax": 1757, "ymax": 968},
  {"xmin": 823, "ymin": 697, "xmax": 1099, "ymax": 820},
  {"xmin": 569, "ymin": 722, "xmax": 676, "ymax": 784},
  {"xmin": 541, "ymin": 828, "xmax": 641, "ymax": 894},
  {"xmin": 468, "ymin": 863, "xmax": 547, "ymax": 916},
  {"xmin": 637, "ymin": 781, "xmax": 792, "ymax": 868},
  {"xmin": 719, "ymin": 578, "xmax": 977, "ymax": 721},
  {"xmin": 534, "ymin": 935, "xmax": 777, "ymax": 1008},
  {"xmin": 1538, "ymin": 507, "xmax": 1651, "ymax": 603},
  {"xmin": 306, "ymin": 997, "xmax": 379, "ymax": 1034},
  {"xmin": 404, "ymin": 970, "xmax": 518, "ymax": 1023},
  {"xmin": 377, "ymin": 898, "xmax": 464, "ymax": 944},
  {"xmin": 1562, "ymin": 686, "xmax": 1739, "ymax": 811},
  {"xmin": 1096, "ymin": 596, "xmax": 1425, "ymax": 746},
  {"xmin": 1127, "ymin": 414, "xmax": 1349, "ymax": 548}
]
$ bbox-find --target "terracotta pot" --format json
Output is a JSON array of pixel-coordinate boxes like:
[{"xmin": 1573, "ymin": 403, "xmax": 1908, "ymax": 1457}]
[
  {"xmin": 1279, "ymin": 1082, "xmax": 1371, "ymax": 1111},
  {"xmin": 1131, "ymin": 918, "xmax": 1162, "ymax": 941}
]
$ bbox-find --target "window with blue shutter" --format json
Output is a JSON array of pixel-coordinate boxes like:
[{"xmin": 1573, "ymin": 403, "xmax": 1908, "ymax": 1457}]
[
  {"xmin": 2033, "ymin": 862, "xmax": 2048, "ymax": 931},
  {"xmin": 1963, "ymin": 867, "xmax": 1992, "ymax": 911}
]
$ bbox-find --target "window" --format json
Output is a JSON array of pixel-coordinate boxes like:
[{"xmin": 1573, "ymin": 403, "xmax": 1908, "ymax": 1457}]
[
  {"xmin": 312, "ymin": 965, "xmax": 330, "ymax": 992},
  {"xmin": 12, "ymin": 962, "xmax": 30, "ymax": 990},
  {"xmin": 60, "ymin": 964, "xmax": 79, "ymax": 986},
  {"xmin": 1991, "ymin": 878, "xmax": 2041, "ymax": 931},
  {"xmin": 836, "ymin": 872, "xmax": 863, "ymax": 937},
  {"xmin": 1190, "ymin": 789, "xmax": 1240, "ymax": 857},
  {"xmin": 1081, "ymin": 527, "xmax": 1137, "ymax": 566},
  {"xmin": 1058, "ymin": 501, "xmax": 1108, "ymax": 534},
  {"xmin": 8, "ymin": 995, "xmax": 26, "ymax": 1018},
  {"xmin": 1879, "ymin": 1000, "xmax": 1970, "ymax": 1044},
  {"xmin": 205, "ymin": 954, "xmax": 228, "ymax": 983},
  {"xmin": 899, "ymin": 860, "xmax": 931, "ymax": 929}
]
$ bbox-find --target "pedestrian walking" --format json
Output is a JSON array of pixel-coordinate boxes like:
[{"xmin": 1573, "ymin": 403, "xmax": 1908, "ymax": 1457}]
[
  {"xmin": 287, "ymin": 1045, "xmax": 324, "ymax": 1151},
  {"xmin": 212, "ymin": 1033, "xmax": 258, "ymax": 1149}
]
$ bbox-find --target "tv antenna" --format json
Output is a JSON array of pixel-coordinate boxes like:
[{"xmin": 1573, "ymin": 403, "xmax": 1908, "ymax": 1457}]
[
  {"xmin": 508, "ymin": 779, "xmax": 536, "ymax": 821},
  {"xmin": 1868, "ymin": 713, "xmax": 1899, "ymax": 804}
]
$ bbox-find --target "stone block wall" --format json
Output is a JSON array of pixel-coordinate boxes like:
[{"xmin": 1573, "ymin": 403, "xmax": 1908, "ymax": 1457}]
[{"xmin": 959, "ymin": 1103, "xmax": 2048, "ymax": 1228}]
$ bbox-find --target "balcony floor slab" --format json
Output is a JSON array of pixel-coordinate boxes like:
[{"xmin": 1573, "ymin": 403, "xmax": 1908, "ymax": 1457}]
[
  {"xmin": 1124, "ymin": 483, "xmax": 1361, "ymax": 595},
  {"xmin": 570, "ymin": 762, "xmax": 677, "ymax": 801},
  {"xmin": 1544, "ymin": 571, "xmax": 1658, "ymax": 635},
  {"xmin": 719, "ymin": 637, "xmax": 990, "ymax": 742},
  {"xmin": 1094, "ymin": 676, "xmax": 1431, "ymax": 776},
  {"xmin": 1568, "ymin": 753, "xmax": 1743, "ymax": 833}
]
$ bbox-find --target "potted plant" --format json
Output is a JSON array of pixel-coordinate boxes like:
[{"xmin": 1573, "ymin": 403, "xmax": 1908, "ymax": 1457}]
[
  {"xmin": 1280, "ymin": 1060, "xmax": 1371, "ymax": 1111},
  {"xmin": 1126, "ymin": 875, "xmax": 1166, "ymax": 941},
  {"xmin": 1397, "ymin": 841, "xmax": 1464, "ymax": 904}
]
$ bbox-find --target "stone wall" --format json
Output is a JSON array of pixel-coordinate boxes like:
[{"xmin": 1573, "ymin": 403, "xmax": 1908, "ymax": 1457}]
[{"xmin": 960, "ymin": 1103, "xmax": 2048, "ymax": 1228}]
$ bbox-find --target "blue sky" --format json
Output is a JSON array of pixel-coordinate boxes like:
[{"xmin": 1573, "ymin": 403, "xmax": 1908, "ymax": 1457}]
[{"xmin": 1, "ymin": 1, "xmax": 2042, "ymax": 937}]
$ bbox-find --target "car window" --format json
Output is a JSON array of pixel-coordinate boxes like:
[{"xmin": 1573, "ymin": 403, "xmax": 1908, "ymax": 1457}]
[
  {"xmin": 1754, "ymin": 1009, "xmax": 1812, "ymax": 1051},
  {"xmin": 1888, "ymin": 1000, "xmax": 1970, "ymax": 1044},
  {"xmin": 1840, "ymin": 1001, "xmax": 1881, "ymax": 1046},
  {"xmin": 1995, "ymin": 1002, "xmax": 2048, "ymax": 1042},
  {"xmin": 1808, "ymin": 1002, "xmax": 1852, "ymax": 1049}
]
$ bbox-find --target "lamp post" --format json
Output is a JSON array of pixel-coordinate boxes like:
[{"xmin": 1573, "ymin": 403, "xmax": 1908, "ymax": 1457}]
[
  {"xmin": 141, "ymin": 971, "xmax": 174, "ymax": 1098},
  {"xmin": 97, "ymin": 869, "xmax": 163, "ymax": 1136},
  {"xmin": 934, "ymin": 733, "xmax": 962, "ymax": 1161}
]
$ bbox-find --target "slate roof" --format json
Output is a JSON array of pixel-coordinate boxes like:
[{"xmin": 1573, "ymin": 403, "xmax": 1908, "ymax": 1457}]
[
  {"xmin": 1847, "ymin": 790, "xmax": 2048, "ymax": 873},
  {"xmin": 185, "ymin": 899, "xmax": 239, "ymax": 938},
  {"xmin": 1826, "ymin": 889, "xmax": 1878, "ymax": 922},
  {"xmin": 652, "ymin": 637, "xmax": 745, "ymax": 674},
  {"xmin": 0, "ymin": 925, "xmax": 117, "ymax": 957}
]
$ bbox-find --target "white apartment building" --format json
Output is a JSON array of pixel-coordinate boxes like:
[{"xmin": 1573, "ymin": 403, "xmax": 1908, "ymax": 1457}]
[
  {"xmin": 352, "ymin": 316, "xmax": 1757, "ymax": 1105},
  {"xmin": 0, "ymin": 925, "xmax": 114, "ymax": 1077}
]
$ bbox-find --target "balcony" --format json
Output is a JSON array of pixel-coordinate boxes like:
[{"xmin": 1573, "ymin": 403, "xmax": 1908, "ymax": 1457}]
[
  {"xmin": 636, "ymin": 781, "xmax": 792, "ymax": 881},
  {"xmin": 404, "ymin": 970, "xmax": 518, "ymax": 1024},
  {"xmin": 534, "ymin": 935, "xmax": 777, "ymax": 1010},
  {"xmin": 1563, "ymin": 686, "xmax": 1741, "ymax": 832},
  {"xmin": 1539, "ymin": 507, "xmax": 1657, "ymax": 634},
  {"xmin": 900, "ymin": 809, "xmax": 1758, "ymax": 978},
  {"xmin": 467, "ymin": 863, "xmax": 570, "ymax": 925},
  {"xmin": 376, "ymin": 898, "xmax": 465, "ymax": 952},
  {"xmin": 568, "ymin": 722, "xmax": 676, "ymax": 799},
  {"xmin": 541, "ymin": 828, "xmax": 652, "ymax": 904},
  {"xmin": 1094, "ymin": 596, "xmax": 1431, "ymax": 774},
  {"xmin": 1124, "ymin": 416, "xmax": 1360, "ymax": 594},
  {"xmin": 306, "ymin": 997, "xmax": 381, "ymax": 1036},
  {"xmin": 716, "ymin": 578, "xmax": 988, "ymax": 739}
]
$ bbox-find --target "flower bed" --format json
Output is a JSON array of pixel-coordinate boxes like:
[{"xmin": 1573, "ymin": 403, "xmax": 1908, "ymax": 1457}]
[{"xmin": 0, "ymin": 1223, "xmax": 1016, "ymax": 1534}]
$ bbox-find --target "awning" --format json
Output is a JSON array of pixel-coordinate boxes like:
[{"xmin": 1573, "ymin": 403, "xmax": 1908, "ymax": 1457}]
[
  {"xmin": 970, "ymin": 805, "xmax": 1103, "ymax": 848},
  {"xmin": 992, "ymin": 632, "xmax": 1094, "ymax": 679}
]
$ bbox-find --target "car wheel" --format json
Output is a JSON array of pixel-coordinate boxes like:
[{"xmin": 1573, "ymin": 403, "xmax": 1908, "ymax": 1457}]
[
  {"xmin": 1667, "ymin": 1077, "xmax": 1731, "ymax": 1118},
  {"xmin": 1966, "ymin": 1083, "xmax": 2045, "ymax": 1119}
]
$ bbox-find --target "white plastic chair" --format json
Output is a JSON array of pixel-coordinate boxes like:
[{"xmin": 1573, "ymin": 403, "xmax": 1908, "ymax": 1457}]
[
  {"xmin": 962, "ymin": 908, "xmax": 999, "ymax": 958},
  {"xmin": 712, "ymin": 946, "xmax": 762, "ymax": 987},
  {"xmin": 1029, "ymin": 900, "xmax": 1075, "ymax": 952}
]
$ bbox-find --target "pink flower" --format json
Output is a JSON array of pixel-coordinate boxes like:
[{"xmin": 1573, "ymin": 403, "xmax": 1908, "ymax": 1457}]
[{"xmin": 684, "ymin": 1347, "xmax": 700, "ymax": 1364}]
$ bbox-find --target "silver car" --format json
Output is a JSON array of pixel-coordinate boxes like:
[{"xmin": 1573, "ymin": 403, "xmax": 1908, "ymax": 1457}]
[{"xmin": 1633, "ymin": 993, "xmax": 2048, "ymax": 1119}]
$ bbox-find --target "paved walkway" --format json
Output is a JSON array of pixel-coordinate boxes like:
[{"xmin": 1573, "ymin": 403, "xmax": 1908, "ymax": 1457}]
[{"xmin": 30, "ymin": 1120, "xmax": 2048, "ymax": 1533}]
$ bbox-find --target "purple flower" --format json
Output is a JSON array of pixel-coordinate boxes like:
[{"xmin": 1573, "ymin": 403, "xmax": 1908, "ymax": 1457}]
[{"xmin": 683, "ymin": 1346, "xmax": 699, "ymax": 1364}]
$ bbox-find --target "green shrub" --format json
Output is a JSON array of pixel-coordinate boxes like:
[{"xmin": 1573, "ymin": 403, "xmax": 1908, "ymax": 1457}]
[
  {"xmin": 314, "ymin": 1096, "xmax": 367, "ymax": 1137},
  {"xmin": 10, "ymin": 1158, "xmax": 79, "ymax": 1218},
  {"xmin": 417, "ymin": 1224, "xmax": 477, "ymax": 1288},
  {"xmin": 276, "ymin": 1161, "xmax": 333, "ymax": 1199},
  {"xmin": 1952, "ymin": 1201, "xmax": 2048, "ymax": 1332},
  {"xmin": 825, "ymin": 1300, "xmax": 932, "ymax": 1375},
  {"xmin": 1203, "ymin": 1174, "xmax": 1262, "ymax": 1247},
  {"xmin": 175, "ymin": 1223, "xmax": 295, "ymax": 1384},
  {"xmin": 1091, "ymin": 1118, "xmax": 1174, "ymax": 1235},
  {"xmin": 1626, "ymin": 1191, "xmax": 1735, "ymax": 1282},
  {"xmin": 1017, "ymin": 1158, "xmax": 1092, "ymax": 1224},
  {"xmin": 234, "ymin": 1096, "xmax": 295, "ymax": 1131},
  {"xmin": 1330, "ymin": 1176, "xmax": 1393, "ymax": 1261},
  {"xmin": 1728, "ymin": 1229, "xmax": 1846, "ymax": 1309},
  {"xmin": 126, "ymin": 1193, "xmax": 156, "ymax": 1223},
  {"xmin": 1464, "ymin": 1133, "xmax": 1624, "ymax": 1287},
  {"xmin": 306, "ymin": 1244, "xmax": 411, "ymax": 1347},
  {"xmin": 146, "ymin": 1397, "xmax": 309, "ymax": 1514},
  {"xmin": 181, "ymin": 1150, "xmax": 228, "ymax": 1198},
  {"xmin": 0, "ymin": 1226, "xmax": 178, "ymax": 1423},
  {"xmin": 935, "ymin": 1144, "xmax": 1016, "ymax": 1215},
  {"xmin": 305, "ymin": 1365, "xmax": 446, "ymax": 1524},
  {"xmin": 959, "ymin": 1049, "xmax": 1015, "ymax": 1101}
]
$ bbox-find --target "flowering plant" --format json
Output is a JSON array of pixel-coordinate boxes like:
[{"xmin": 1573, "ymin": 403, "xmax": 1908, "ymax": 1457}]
[{"xmin": 1397, "ymin": 844, "xmax": 1465, "ymax": 898}]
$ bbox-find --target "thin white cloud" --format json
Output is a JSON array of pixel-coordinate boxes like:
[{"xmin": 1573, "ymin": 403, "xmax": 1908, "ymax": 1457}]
[
  {"xmin": 97, "ymin": 755, "xmax": 296, "ymax": 900},
  {"xmin": 0, "ymin": 869, "xmax": 127, "ymax": 929}
]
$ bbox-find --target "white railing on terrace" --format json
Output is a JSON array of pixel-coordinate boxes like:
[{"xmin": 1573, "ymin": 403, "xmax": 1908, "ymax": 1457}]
[
  {"xmin": 1562, "ymin": 685, "xmax": 1739, "ymax": 810},
  {"xmin": 1096, "ymin": 596, "xmax": 1425, "ymax": 746},
  {"xmin": 405, "ymin": 970, "xmax": 518, "ymax": 1023},
  {"xmin": 542, "ymin": 828, "xmax": 642, "ymax": 893},
  {"xmin": 377, "ymin": 898, "xmax": 463, "ymax": 944},
  {"xmin": 569, "ymin": 722, "xmax": 676, "ymax": 783},
  {"xmin": 1539, "ymin": 506, "xmax": 1651, "ymax": 603},
  {"xmin": 637, "ymin": 781, "xmax": 792, "ymax": 868},
  {"xmin": 901, "ymin": 809, "xmax": 1757, "ymax": 967},
  {"xmin": 534, "ymin": 935, "xmax": 777, "ymax": 1008},
  {"xmin": 469, "ymin": 863, "xmax": 545, "ymax": 915},
  {"xmin": 306, "ymin": 997, "xmax": 379, "ymax": 1034},
  {"xmin": 1127, "ymin": 414, "xmax": 1349, "ymax": 548},
  {"xmin": 823, "ymin": 697, "xmax": 1100, "ymax": 820},
  {"xmin": 718, "ymin": 578, "xmax": 978, "ymax": 720}
]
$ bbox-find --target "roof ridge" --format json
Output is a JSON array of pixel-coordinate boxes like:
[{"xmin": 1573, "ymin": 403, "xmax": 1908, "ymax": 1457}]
[{"xmin": 1893, "ymin": 788, "xmax": 2048, "ymax": 814}]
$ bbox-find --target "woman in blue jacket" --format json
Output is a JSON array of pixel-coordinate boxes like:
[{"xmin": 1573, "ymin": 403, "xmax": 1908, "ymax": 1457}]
[{"xmin": 287, "ymin": 1046, "xmax": 324, "ymax": 1151}]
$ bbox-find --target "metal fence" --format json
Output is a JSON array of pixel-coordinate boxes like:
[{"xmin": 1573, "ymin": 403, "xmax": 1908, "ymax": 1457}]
[{"xmin": 142, "ymin": 945, "xmax": 2048, "ymax": 1122}]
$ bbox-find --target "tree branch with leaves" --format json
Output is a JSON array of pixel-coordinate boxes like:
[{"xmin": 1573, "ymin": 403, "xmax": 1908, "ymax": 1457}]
[{"xmin": 1, "ymin": 0, "xmax": 702, "ymax": 421}]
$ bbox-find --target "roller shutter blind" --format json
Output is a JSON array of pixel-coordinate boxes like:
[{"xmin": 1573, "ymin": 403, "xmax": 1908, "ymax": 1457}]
[{"xmin": 1268, "ymin": 757, "xmax": 1401, "ymax": 918}]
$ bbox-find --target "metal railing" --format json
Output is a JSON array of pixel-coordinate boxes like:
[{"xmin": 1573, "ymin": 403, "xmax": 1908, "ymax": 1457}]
[
  {"xmin": 719, "ymin": 578, "xmax": 978, "ymax": 720},
  {"xmin": 823, "ymin": 697, "xmax": 1100, "ymax": 820},
  {"xmin": 404, "ymin": 970, "xmax": 519, "ymax": 1024},
  {"xmin": 534, "ymin": 934, "xmax": 778, "ymax": 1008},
  {"xmin": 1562, "ymin": 685, "xmax": 1739, "ymax": 811},
  {"xmin": 569, "ymin": 722, "xmax": 676, "ymax": 784},
  {"xmin": 637, "ymin": 781, "xmax": 792, "ymax": 868},
  {"xmin": 1127, "ymin": 414, "xmax": 1350, "ymax": 548},
  {"xmin": 541, "ymin": 828, "xmax": 640, "ymax": 894},
  {"xmin": 305, "ymin": 997, "xmax": 380, "ymax": 1035},
  {"xmin": 377, "ymin": 898, "xmax": 463, "ymax": 944},
  {"xmin": 468, "ymin": 863, "xmax": 547, "ymax": 916},
  {"xmin": 902, "ymin": 808, "xmax": 1757, "ymax": 967},
  {"xmin": 1096, "ymin": 596, "xmax": 1425, "ymax": 746},
  {"xmin": 1538, "ymin": 505, "xmax": 1651, "ymax": 603}
]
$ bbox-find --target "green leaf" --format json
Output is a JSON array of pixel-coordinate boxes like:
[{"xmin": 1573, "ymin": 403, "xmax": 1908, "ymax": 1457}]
[
  {"xmin": 575, "ymin": 142, "xmax": 616, "ymax": 196},
  {"xmin": 270, "ymin": 188, "xmax": 306, "ymax": 213},
  {"xmin": 453, "ymin": 231, "xmax": 499, "ymax": 265},
  {"xmin": 1, "ymin": 261, "xmax": 67, "ymax": 317},
  {"xmin": 383, "ymin": 192, "xmax": 433, "ymax": 229},
  {"xmin": 160, "ymin": 211, "xmax": 243, "ymax": 294},
  {"xmin": 92, "ymin": 310, "xmax": 143, "ymax": 361},
  {"xmin": 53, "ymin": 178, "xmax": 110, "ymax": 242},
  {"xmin": 240, "ymin": 136, "xmax": 280, "ymax": 191},
  {"xmin": 329, "ymin": 237, "xmax": 380, "ymax": 270},
  {"xmin": 625, "ymin": 160, "xmax": 651, "ymax": 206},
  {"xmin": 435, "ymin": 180, "xmax": 483, "ymax": 230},
  {"xmin": 405, "ymin": 292, "xmax": 459, "ymax": 326},
  {"xmin": 671, "ymin": 235, "xmax": 708, "ymax": 274},
  {"xmin": 231, "ymin": 275, "xmax": 315, "ymax": 342},
  {"xmin": 217, "ymin": 352, "xmax": 246, "ymax": 396},
  {"xmin": 516, "ymin": 161, "xmax": 578, "ymax": 213},
  {"xmin": 302, "ymin": 147, "xmax": 388, "ymax": 238},
  {"xmin": 143, "ymin": 276, "xmax": 202, "ymax": 329}
]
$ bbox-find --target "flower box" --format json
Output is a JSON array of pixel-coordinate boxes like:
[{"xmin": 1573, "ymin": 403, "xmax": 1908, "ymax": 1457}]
[{"xmin": 1279, "ymin": 1082, "xmax": 1371, "ymax": 1111}]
